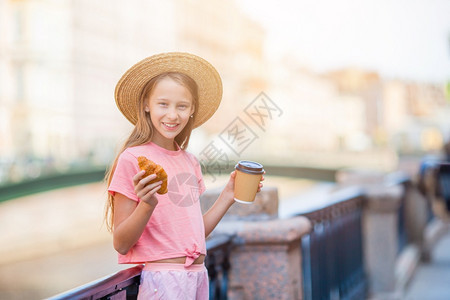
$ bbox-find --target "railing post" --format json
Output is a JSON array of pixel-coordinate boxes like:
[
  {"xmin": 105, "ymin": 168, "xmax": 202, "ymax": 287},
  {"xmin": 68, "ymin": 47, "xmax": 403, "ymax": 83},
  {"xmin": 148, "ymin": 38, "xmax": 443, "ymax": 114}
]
[
  {"xmin": 402, "ymin": 180, "xmax": 429, "ymax": 259},
  {"xmin": 363, "ymin": 184, "xmax": 403, "ymax": 297},
  {"xmin": 226, "ymin": 217, "xmax": 311, "ymax": 300},
  {"xmin": 202, "ymin": 187, "xmax": 312, "ymax": 299}
]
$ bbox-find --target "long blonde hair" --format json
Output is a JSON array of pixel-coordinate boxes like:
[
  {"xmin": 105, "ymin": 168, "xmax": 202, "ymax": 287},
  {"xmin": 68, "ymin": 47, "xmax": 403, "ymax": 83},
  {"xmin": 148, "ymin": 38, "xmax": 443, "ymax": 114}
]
[{"xmin": 104, "ymin": 72, "xmax": 199, "ymax": 231}]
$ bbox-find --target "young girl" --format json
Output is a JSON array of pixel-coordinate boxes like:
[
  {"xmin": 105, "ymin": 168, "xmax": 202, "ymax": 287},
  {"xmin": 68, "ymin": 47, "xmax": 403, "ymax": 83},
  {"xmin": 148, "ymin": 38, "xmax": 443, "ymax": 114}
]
[{"xmin": 105, "ymin": 52, "xmax": 263, "ymax": 299}]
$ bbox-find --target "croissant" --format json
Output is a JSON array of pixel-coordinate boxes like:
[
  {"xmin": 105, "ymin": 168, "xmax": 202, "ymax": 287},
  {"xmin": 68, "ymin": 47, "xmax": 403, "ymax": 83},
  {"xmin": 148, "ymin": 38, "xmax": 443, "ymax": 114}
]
[{"xmin": 137, "ymin": 156, "xmax": 168, "ymax": 194}]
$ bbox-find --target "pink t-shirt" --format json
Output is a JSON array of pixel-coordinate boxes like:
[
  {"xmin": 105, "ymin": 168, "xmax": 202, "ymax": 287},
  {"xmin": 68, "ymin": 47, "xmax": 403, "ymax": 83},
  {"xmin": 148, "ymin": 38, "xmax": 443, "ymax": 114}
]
[{"xmin": 108, "ymin": 142, "xmax": 207, "ymax": 266}]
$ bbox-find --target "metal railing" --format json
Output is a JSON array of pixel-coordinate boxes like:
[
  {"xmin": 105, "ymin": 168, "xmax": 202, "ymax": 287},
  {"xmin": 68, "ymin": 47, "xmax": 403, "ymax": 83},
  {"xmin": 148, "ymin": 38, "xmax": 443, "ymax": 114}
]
[
  {"xmin": 49, "ymin": 234, "xmax": 233, "ymax": 300},
  {"xmin": 437, "ymin": 163, "xmax": 450, "ymax": 211},
  {"xmin": 388, "ymin": 173, "xmax": 420, "ymax": 254},
  {"xmin": 48, "ymin": 265, "xmax": 143, "ymax": 300},
  {"xmin": 397, "ymin": 190, "xmax": 408, "ymax": 254},
  {"xmin": 206, "ymin": 234, "xmax": 233, "ymax": 300},
  {"xmin": 296, "ymin": 187, "xmax": 367, "ymax": 300},
  {"xmin": 0, "ymin": 164, "xmax": 338, "ymax": 203},
  {"xmin": 0, "ymin": 168, "xmax": 106, "ymax": 202}
]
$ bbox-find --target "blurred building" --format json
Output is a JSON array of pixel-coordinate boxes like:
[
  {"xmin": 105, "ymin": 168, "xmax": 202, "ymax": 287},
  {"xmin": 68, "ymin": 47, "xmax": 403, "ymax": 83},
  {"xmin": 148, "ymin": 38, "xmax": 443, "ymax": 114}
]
[
  {"xmin": 384, "ymin": 81, "xmax": 449, "ymax": 153},
  {"xmin": 0, "ymin": 0, "xmax": 448, "ymax": 182},
  {"xmin": 0, "ymin": 0, "xmax": 266, "ymax": 182},
  {"xmin": 174, "ymin": 0, "xmax": 267, "ymax": 134},
  {"xmin": 253, "ymin": 64, "xmax": 448, "ymax": 169},
  {"xmin": 326, "ymin": 68, "xmax": 449, "ymax": 155}
]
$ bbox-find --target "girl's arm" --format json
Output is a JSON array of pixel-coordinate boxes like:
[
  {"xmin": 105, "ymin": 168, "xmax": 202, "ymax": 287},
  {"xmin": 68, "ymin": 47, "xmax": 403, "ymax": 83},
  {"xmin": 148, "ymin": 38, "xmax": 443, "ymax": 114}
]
[
  {"xmin": 113, "ymin": 171, "xmax": 161, "ymax": 255},
  {"xmin": 203, "ymin": 171, "xmax": 264, "ymax": 237}
]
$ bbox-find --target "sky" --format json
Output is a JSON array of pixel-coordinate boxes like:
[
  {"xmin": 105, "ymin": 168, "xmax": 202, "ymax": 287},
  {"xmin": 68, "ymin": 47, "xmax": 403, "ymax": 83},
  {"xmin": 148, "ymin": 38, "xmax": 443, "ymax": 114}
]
[{"xmin": 239, "ymin": 0, "xmax": 450, "ymax": 83}]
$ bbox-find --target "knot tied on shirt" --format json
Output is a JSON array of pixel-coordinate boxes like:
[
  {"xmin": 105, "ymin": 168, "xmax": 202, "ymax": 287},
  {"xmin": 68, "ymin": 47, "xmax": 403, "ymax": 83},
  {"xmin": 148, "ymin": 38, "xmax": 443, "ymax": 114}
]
[{"xmin": 185, "ymin": 246, "xmax": 201, "ymax": 267}]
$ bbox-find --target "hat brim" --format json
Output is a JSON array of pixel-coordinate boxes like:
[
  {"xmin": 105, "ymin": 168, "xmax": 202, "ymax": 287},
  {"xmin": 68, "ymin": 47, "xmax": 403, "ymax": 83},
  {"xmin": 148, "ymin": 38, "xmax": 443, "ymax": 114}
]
[{"xmin": 114, "ymin": 52, "xmax": 223, "ymax": 128}]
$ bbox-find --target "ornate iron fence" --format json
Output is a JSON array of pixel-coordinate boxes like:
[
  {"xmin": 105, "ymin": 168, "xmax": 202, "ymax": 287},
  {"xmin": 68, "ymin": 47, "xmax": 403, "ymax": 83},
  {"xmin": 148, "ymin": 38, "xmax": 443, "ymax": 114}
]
[{"xmin": 297, "ymin": 188, "xmax": 367, "ymax": 300}]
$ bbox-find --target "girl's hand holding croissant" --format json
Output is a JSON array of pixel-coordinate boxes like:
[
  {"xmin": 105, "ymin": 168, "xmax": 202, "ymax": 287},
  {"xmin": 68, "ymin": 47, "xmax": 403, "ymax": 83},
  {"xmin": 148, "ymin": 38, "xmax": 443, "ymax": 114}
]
[{"xmin": 133, "ymin": 170, "xmax": 162, "ymax": 208}]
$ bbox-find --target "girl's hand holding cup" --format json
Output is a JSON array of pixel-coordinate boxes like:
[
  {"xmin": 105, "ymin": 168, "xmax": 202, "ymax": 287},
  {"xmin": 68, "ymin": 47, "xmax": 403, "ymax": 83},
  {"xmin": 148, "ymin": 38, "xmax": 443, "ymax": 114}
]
[
  {"xmin": 234, "ymin": 161, "xmax": 265, "ymax": 204},
  {"xmin": 133, "ymin": 170, "xmax": 162, "ymax": 208},
  {"xmin": 257, "ymin": 171, "xmax": 265, "ymax": 193}
]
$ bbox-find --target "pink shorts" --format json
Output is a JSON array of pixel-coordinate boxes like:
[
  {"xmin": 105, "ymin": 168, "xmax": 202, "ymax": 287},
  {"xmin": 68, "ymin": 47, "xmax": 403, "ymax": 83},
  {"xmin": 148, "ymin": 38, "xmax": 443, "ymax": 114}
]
[{"xmin": 138, "ymin": 263, "xmax": 209, "ymax": 300}]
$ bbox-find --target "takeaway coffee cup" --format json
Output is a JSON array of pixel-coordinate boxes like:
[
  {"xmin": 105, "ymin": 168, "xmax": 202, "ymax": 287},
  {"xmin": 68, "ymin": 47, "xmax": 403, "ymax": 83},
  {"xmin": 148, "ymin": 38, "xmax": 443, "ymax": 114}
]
[{"xmin": 234, "ymin": 160, "xmax": 264, "ymax": 204}]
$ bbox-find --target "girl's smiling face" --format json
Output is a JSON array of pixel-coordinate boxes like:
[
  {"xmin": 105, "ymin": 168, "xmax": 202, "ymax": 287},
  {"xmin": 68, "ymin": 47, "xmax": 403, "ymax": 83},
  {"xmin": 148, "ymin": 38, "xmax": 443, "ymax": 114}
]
[{"xmin": 146, "ymin": 77, "xmax": 195, "ymax": 149}]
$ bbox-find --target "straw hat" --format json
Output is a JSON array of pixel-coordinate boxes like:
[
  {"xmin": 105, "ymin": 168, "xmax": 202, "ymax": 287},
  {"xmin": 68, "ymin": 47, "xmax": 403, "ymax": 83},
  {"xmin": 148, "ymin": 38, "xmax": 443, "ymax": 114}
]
[{"xmin": 115, "ymin": 52, "xmax": 223, "ymax": 128}]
